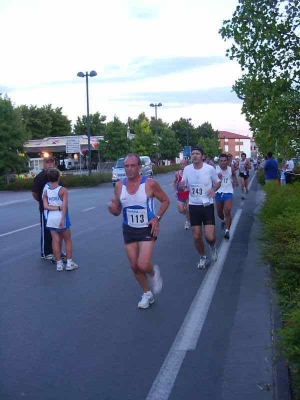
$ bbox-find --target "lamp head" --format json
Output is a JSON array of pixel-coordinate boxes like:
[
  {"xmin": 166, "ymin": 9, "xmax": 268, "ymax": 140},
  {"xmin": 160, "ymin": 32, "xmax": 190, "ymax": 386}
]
[
  {"xmin": 150, "ymin": 103, "xmax": 154, "ymax": 107},
  {"xmin": 89, "ymin": 70, "xmax": 97, "ymax": 77},
  {"xmin": 77, "ymin": 72, "xmax": 85, "ymax": 78},
  {"xmin": 158, "ymin": 103, "xmax": 162, "ymax": 107}
]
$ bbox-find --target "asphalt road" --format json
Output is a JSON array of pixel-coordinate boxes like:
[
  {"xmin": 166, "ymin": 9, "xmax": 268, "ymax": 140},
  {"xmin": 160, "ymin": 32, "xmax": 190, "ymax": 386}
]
[{"xmin": 0, "ymin": 173, "xmax": 277, "ymax": 400}]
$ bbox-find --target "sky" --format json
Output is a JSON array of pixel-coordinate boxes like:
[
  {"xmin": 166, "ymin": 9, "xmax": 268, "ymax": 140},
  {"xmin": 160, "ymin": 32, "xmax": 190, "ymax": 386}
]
[{"xmin": 0, "ymin": 0, "xmax": 251, "ymax": 136}]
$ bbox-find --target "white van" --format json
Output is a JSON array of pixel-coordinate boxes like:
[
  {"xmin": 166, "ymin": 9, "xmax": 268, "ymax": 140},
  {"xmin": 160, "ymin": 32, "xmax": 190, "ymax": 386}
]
[{"xmin": 112, "ymin": 155, "xmax": 153, "ymax": 186}]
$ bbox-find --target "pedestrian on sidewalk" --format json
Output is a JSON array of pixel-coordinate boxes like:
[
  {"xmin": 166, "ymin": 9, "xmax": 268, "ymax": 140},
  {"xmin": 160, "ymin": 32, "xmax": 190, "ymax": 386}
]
[
  {"xmin": 173, "ymin": 159, "xmax": 190, "ymax": 230},
  {"xmin": 285, "ymin": 157, "xmax": 295, "ymax": 184},
  {"xmin": 264, "ymin": 152, "xmax": 279, "ymax": 184},
  {"xmin": 42, "ymin": 168, "xmax": 78, "ymax": 272},
  {"xmin": 108, "ymin": 154, "xmax": 169, "ymax": 309},
  {"xmin": 180, "ymin": 146, "xmax": 221, "ymax": 269}
]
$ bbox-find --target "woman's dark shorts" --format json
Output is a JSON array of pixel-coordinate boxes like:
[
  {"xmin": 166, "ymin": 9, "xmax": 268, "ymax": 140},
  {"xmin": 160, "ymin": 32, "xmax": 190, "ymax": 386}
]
[{"xmin": 189, "ymin": 204, "xmax": 215, "ymax": 226}]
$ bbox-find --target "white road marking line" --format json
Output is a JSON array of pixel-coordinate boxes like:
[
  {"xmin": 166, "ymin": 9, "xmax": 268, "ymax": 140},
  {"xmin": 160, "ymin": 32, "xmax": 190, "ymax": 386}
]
[
  {"xmin": 0, "ymin": 199, "xmax": 31, "ymax": 207},
  {"xmin": 146, "ymin": 208, "xmax": 243, "ymax": 400},
  {"xmin": 82, "ymin": 207, "xmax": 96, "ymax": 212},
  {"xmin": 0, "ymin": 223, "xmax": 39, "ymax": 238}
]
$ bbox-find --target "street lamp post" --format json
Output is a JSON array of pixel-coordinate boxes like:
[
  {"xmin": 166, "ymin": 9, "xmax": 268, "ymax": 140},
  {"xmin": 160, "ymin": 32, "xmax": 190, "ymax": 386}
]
[
  {"xmin": 77, "ymin": 70, "xmax": 97, "ymax": 175},
  {"xmin": 150, "ymin": 102, "xmax": 162, "ymax": 163},
  {"xmin": 186, "ymin": 118, "xmax": 192, "ymax": 146}
]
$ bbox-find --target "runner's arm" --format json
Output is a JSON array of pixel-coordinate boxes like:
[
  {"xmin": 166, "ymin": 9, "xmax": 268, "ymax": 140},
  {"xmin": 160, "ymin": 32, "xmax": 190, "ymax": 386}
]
[
  {"xmin": 108, "ymin": 181, "xmax": 122, "ymax": 216},
  {"xmin": 148, "ymin": 180, "xmax": 170, "ymax": 235}
]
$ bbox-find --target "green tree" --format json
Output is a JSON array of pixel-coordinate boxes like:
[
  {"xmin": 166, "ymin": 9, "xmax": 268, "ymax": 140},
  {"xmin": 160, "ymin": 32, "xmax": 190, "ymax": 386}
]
[
  {"xmin": 73, "ymin": 112, "xmax": 107, "ymax": 136},
  {"xmin": 19, "ymin": 105, "xmax": 52, "ymax": 139},
  {"xmin": 18, "ymin": 104, "xmax": 72, "ymax": 139},
  {"xmin": 100, "ymin": 116, "xmax": 131, "ymax": 160},
  {"xmin": 0, "ymin": 96, "xmax": 30, "ymax": 176},
  {"xmin": 44, "ymin": 105, "xmax": 72, "ymax": 136},
  {"xmin": 219, "ymin": 0, "xmax": 300, "ymax": 153},
  {"xmin": 131, "ymin": 117, "xmax": 157, "ymax": 157},
  {"xmin": 171, "ymin": 118, "xmax": 196, "ymax": 148},
  {"xmin": 159, "ymin": 127, "xmax": 182, "ymax": 160},
  {"xmin": 195, "ymin": 122, "xmax": 220, "ymax": 157}
]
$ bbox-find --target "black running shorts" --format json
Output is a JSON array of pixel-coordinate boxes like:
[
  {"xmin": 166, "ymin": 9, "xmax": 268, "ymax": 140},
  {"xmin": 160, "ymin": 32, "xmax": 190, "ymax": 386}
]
[
  {"xmin": 239, "ymin": 172, "xmax": 249, "ymax": 179},
  {"xmin": 189, "ymin": 204, "xmax": 215, "ymax": 226},
  {"xmin": 122, "ymin": 224, "xmax": 156, "ymax": 244}
]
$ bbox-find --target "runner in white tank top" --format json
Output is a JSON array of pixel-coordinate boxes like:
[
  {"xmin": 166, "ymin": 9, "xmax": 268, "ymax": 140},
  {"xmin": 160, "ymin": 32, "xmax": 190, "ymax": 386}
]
[
  {"xmin": 181, "ymin": 146, "xmax": 221, "ymax": 269},
  {"xmin": 215, "ymin": 153, "xmax": 239, "ymax": 240},
  {"xmin": 239, "ymin": 153, "xmax": 251, "ymax": 198},
  {"xmin": 108, "ymin": 153, "xmax": 169, "ymax": 310}
]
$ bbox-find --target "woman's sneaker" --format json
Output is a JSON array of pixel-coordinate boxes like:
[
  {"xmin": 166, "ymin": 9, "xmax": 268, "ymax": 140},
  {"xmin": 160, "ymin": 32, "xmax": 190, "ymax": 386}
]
[
  {"xmin": 66, "ymin": 261, "xmax": 78, "ymax": 271},
  {"xmin": 138, "ymin": 291, "xmax": 154, "ymax": 309}
]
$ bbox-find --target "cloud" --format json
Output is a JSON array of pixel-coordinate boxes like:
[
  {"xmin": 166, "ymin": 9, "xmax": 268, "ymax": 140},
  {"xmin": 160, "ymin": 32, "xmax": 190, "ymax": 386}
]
[{"xmin": 115, "ymin": 87, "xmax": 239, "ymax": 105}]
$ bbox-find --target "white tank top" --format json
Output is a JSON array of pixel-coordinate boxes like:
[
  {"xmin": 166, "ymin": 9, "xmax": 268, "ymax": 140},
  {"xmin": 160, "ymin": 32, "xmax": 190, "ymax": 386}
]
[
  {"xmin": 45, "ymin": 185, "xmax": 64, "ymax": 229},
  {"xmin": 239, "ymin": 160, "xmax": 247, "ymax": 173},
  {"xmin": 121, "ymin": 176, "xmax": 155, "ymax": 228},
  {"xmin": 46, "ymin": 185, "xmax": 63, "ymax": 207},
  {"xmin": 182, "ymin": 163, "xmax": 220, "ymax": 205},
  {"xmin": 216, "ymin": 166, "xmax": 233, "ymax": 194}
]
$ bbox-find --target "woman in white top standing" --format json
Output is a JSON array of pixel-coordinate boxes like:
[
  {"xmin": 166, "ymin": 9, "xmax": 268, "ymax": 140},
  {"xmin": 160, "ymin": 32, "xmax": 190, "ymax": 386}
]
[{"xmin": 43, "ymin": 168, "xmax": 78, "ymax": 272}]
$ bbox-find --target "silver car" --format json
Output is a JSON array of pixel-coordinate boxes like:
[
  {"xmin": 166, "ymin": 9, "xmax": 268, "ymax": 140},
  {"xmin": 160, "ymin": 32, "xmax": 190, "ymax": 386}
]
[{"xmin": 112, "ymin": 155, "xmax": 153, "ymax": 186}]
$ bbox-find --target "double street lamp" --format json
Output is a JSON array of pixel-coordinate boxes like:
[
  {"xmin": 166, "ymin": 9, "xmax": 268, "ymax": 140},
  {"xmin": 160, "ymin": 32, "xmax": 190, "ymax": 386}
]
[
  {"xmin": 150, "ymin": 102, "xmax": 162, "ymax": 162},
  {"xmin": 77, "ymin": 70, "xmax": 97, "ymax": 175}
]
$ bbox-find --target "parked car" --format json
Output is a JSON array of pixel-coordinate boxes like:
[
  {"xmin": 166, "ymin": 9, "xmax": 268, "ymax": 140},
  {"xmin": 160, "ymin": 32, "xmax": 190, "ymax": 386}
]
[{"xmin": 112, "ymin": 155, "xmax": 153, "ymax": 186}]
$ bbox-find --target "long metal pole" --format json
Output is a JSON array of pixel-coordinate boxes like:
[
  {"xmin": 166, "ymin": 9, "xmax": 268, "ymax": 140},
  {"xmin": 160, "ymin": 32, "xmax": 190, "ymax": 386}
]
[
  {"xmin": 186, "ymin": 119, "xmax": 189, "ymax": 146},
  {"xmin": 86, "ymin": 72, "xmax": 92, "ymax": 175},
  {"xmin": 155, "ymin": 105, "xmax": 159, "ymax": 162}
]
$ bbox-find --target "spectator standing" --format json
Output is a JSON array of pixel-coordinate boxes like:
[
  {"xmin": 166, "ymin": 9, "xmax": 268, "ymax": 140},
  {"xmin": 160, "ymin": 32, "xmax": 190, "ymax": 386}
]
[
  {"xmin": 285, "ymin": 158, "xmax": 295, "ymax": 184},
  {"xmin": 264, "ymin": 152, "xmax": 279, "ymax": 183},
  {"xmin": 32, "ymin": 155, "xmax": 56, "ymax": 259}
]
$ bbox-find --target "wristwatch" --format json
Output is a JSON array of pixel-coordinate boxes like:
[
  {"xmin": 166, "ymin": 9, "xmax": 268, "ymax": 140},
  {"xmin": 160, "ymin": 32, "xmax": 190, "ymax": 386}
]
[{"xmin": 156, "ymin": 215, "xmax": 161, "ymax": 221}]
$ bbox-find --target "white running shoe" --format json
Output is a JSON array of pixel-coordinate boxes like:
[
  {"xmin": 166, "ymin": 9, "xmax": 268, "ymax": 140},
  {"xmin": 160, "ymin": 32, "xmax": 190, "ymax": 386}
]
[
  {"xmin": 56, "ymin": 262, "xmax": 64, "ymax": 272},
  {"xmin": 197, "ymin": 256, "xmax": 207, "ymax": 269},
  {"xmin": 210, "ymin": 245, "xmax": 218, "ymax": 263},
  {"xmin": 184, "ymin": 221, "xmax": 190, "ymax": 230},
  {"xmin": 66, "ymin": 261, "xmax": 78, "ymax": 271},
  {"xmin": 138, "ymin": 291, "xmax": 155, "ymax": 309},
  {"xmin": 151, "ymin": 265, "xmax": 163, "ymax": 294}
]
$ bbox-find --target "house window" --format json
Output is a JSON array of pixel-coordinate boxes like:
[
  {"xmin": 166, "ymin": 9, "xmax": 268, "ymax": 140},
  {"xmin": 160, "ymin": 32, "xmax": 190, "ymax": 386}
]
[
  {"xmin": 225, "ymin": 145, "xmax": 228, "ymax": 152},
  {"xmin": 235, "ymin": 145, "xmax": 240, "ymax": 152}
]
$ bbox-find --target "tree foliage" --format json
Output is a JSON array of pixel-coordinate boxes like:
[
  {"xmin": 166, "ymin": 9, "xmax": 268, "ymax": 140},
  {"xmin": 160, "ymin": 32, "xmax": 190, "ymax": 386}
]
[
  {"xmin": 100, "ymin": 116, "xmax": 131, "ymax": 160},
  {"xmin": 0, "ymin": 96, "xmax": 30, "ymax": 175},
  {"xmin": 195, "ymin": 122, "xmax": 220, "ymax": 157},
  {"xmin": 159, "ymin": 127, "xmax": 182, "ymax": 160},
  {"xmin": 73, "ymin": 112, "xmax": 107, "ymax": 136},
  {"xmin": 18, "ymin": 104, "xmax": 72, "ymax": 139},
  {"xmin": 131, "ymin": 117, "xmax": 157, "ymax": 157},
  {"xmin": 219, "ymin": 0, "xmax": 300, "ymax": 156}
]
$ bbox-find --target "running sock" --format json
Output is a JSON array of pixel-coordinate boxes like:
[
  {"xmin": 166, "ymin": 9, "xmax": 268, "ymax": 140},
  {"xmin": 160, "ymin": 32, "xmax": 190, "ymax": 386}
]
[{"xmin": 67, "ymin": 259, "xmax": 73, "ymax": 267}]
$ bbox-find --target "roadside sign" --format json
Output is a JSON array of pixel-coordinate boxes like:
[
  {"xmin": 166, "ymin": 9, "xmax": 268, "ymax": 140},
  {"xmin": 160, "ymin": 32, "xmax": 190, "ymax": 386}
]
[
  {"xmin": 183, "ymin": 146, "xmax": 191, "ymax": 157},
  {"xmin": 66, "ymin": 136, "xmax": 80, "ymax": 154}
]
